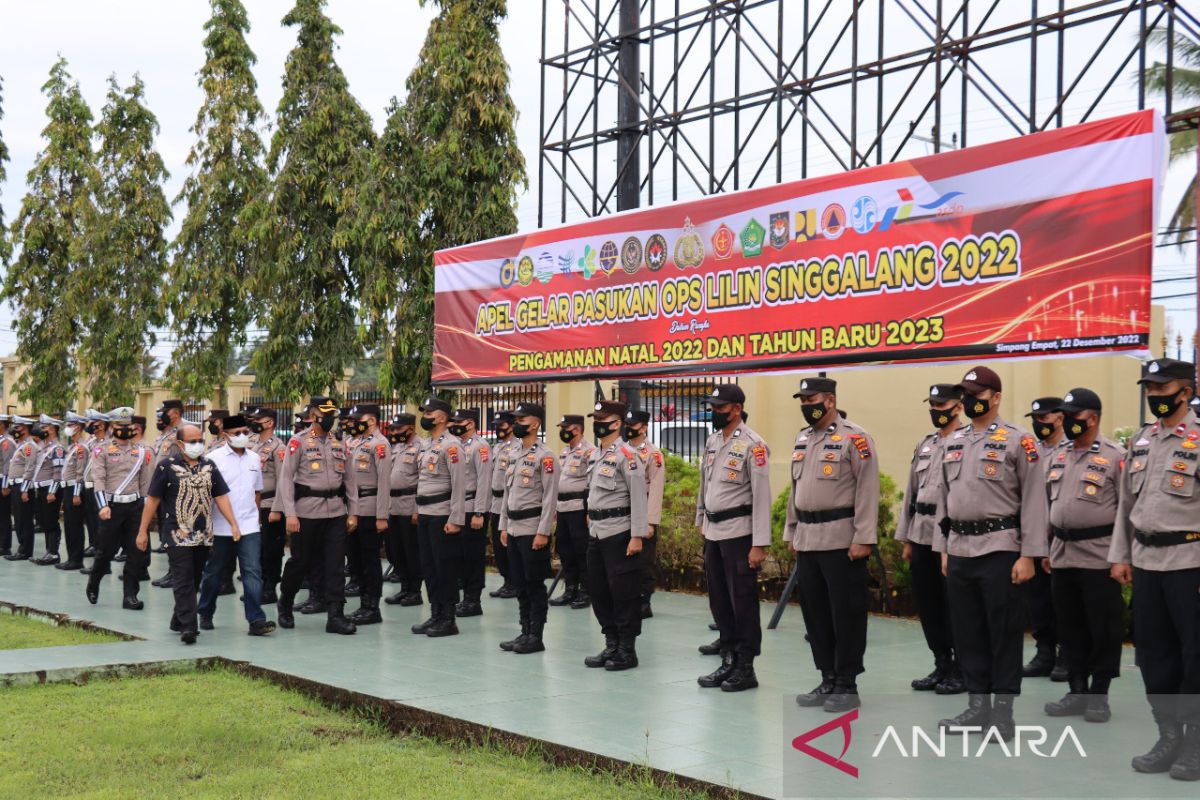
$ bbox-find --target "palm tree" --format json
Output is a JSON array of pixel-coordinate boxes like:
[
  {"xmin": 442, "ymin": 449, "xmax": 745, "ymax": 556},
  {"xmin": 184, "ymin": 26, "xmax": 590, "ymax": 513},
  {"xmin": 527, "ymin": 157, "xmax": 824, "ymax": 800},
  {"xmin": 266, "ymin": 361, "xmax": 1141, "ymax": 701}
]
[{"xmin": 1146, "ymin": 28, "xmax": 1200, "ymax": 244}]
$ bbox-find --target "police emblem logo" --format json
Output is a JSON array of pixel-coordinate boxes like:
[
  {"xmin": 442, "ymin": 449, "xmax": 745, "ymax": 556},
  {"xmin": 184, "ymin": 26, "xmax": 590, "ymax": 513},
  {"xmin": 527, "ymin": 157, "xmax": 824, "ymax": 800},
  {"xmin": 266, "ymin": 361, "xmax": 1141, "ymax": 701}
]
[
  {"xmin": 1149, "ymin": 362, "xmax": 1160, "ymax": 373},
  {"xmin": 599, "ymin": 241, "xmax": 619, "ymax": 275},
  {"xmin": 1084, "ymin": 484, "xmax": 1099, "ymax": 496},
  {"xmin": 820, "ymin": 203, "xmax": 846, "ymax": 239},
  {"xmin": 972, "ymin": 401, "xmax": 986, "ymax": 415},
  {"xmin": 823, "ymin": 451, "xmax": 837, "ymax": 461},
  {"xmin": 712, "ymin": 224, "xmax": 735, "ymax": 259},
  {"xmin": 645, "ymin": 234, "xmax": 668, "ymax": 271},
  {"xmin": 821, "ymin": 464, "xmax": 834, "ymax": 476},
  {"xmin": 727, "ymin": 470, "xmax": 738, "ymax": 480},
  {"xmin": 1032, "ymin": 402, "xmax": 1041, "ymax": 411},
  {"xmin": 768, "ymin": 212, "xmax": 789, "ymax": 250},
  {"xmin": 983, "ymin": 463, "xmax": 999, "ymax": 477},
  {"xmin": 673, "ymin": 218, "xmax": 705, "ymax": 268},
  {"xmin": 1085, "ymin": 472, "xmax": 1103, "ymax": 482},
  {"xmin": 517, "ymin": 255, "xmax": 535, "ymax": 286},
  {"xmin": 850, "ymin": 196, "xmax": 878, "ymax": 234},
  {"xmin": 1065, "ymin": 393, "xmax": 1075, "ymax": 403},
  {"xmin": 620, "ymin": 236, "xmax": 642, "ymax": 274},
  {"xmin": 966, "ymin": 371, "xmax": 977, "ymax": 381},
  {"xmin": 792, "ymin": 451, "xmax": 805, "ymax": 461},
  {"xmin": 1157, "ymin": 402, "xmax": 1171, "ymax": 416},
  {"xmin": 1171, "ymin": 474, "xmax": 1186, "ymax": 489},
  {"xmin": 830, "ymin": 434, "xmax": 842, "ymax": 442},
  {"xmin": 740, "ymin": 218, "xmax": 765, "ymax": 257},
  {"xmin": 801, "ymin": 380, "xmax": 809, "ymax": 390}
]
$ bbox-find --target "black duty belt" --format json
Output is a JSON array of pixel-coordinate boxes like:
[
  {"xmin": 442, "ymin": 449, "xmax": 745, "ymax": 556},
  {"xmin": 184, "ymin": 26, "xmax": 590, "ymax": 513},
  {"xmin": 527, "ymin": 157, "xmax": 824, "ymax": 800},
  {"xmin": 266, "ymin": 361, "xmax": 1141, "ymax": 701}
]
[
  {"xmin": 416, "ymin": 491, "xmax": 451, "ymax": 506},
  {"xmin": 558, "ymin": 490, "xmax": 587, "ymax": 502},
  {"xmin": 261, "ymin": 490, "xmax": 275, "ymax": 500},
  {"xmin": 588, "ymin": 506, "xmax": 630, "ymax": 521},
  {"xmin": 295, "ymin": 486, "xmax": 345, "ymax": 500},
  {"xmin": 1134, "ymin": 529, "xmax": 1200, "ymax": 547},
  {"xmin": 949, "ymin": 516, "xmax": 1020, "ymax": 536},
  {"xmin": 492, "ymin": 489, "xmax": 504, "ymax": 498},
  {"xmin": 704, "ymin": 504, "xmax": 753, "ymax": 523},
  {"xmin": 357, "ymin": 487, "xmax": 378, "ymax": 498},
  {"xmin": 507, "ymin": 506, "xmax": 542, "ymax": 521},
  {"xmin": 390, "ymin": 487, "xmax": 416, "ymax": 497},
  {"xmin": 797, "ymin": 507, "xmax": 855, "ymax": 525},
  {"xmin": 1051, "ymin": 524, "xmax": 1113, "ymax": 542},
  {"xmin": 914, "ymin": 502, "xmax": 937, "ymax": 516}
]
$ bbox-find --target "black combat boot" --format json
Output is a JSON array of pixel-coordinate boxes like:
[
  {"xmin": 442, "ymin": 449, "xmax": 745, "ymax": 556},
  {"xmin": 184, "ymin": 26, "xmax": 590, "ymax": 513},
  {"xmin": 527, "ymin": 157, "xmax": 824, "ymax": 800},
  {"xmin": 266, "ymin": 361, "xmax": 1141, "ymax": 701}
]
[
  {"xmin": 455, "ymin": 598, "xmax": 483, "ymax": 617},
  {"xmin": 151, "ymin": 568, "xmax": 173, "ymax": 588},
  {"xmin": 1044, "ymin": 675, "xmax": 1088, "ymax": 717},
  {"xmin": 698, "ymin": 651, "xmax": 736, "ymax": 688},
  {"xmin": 384, "ymin": 589, "xmax": 407, "ymax": 605},
  {"xmin": 698, "ymin": 637, "xmax": 723, "ymax": 656},
  {"xmin": 1170, "ymin": 725, "xmax": 1200, "ymax": 781},
  {"xmin": 823, "ymin": 681, "xmax": 862, "ymax": 712},
  {"xmin": 720, "ymin": 654, "xmax": 758, "ymax": 692},
  {"xmin": 348, "ymin": 596, "xmax": 382, "ymax": 625},
  {"xmin": 277, "ymin": 596, "xmax": 295, "ymax": 629},
  {"xmin": 604, "ymin": 637, "xmax": 638, "ymax": 671},
  {"xmin": 426, "ymin": 606, "xmax": 459, "ymax": 638},
  {"xmin": 935, "ymin": 659, "xmax": 966, "ymax": 694},
  {"xmin": 1049, "ymin": 647, "xmax": 1069, "ymax": 682},
  {"xmin": 325, "ymin": 602, "xmax": 357, "ymax": 635},
  {"xmin": 795, "ymin": 671, "xmax": 837, "ymax": 707},
  {"xmin": 512, "ymin": 623, "xmax": 544, "ymax": 653},
  {"xmin": 585, "ymin": 636, "xmax": 619, "ymax": 667},
  {"xmin": 500, "ymin": 622, "xmax": 530, "ymax": 652},
  {"xmin": 569, "ymin": 587, "xmax": 591, "ymax": 610},
  {"xmin": 399, "ymin": 584, "xmax": 424, "ymax": 606},
  {"xmin": 912, "ymin": 654, "xmax": 951, "ymax": 691},
  {"xmin": 1022, "ymin": 648, "xmax": 1055, "ymax": 678},
  {"xmin": 1083, "ymin": 675, "xmax": 1111, "ymax": 723},
  {"xmin": 1132, "ymin": 717, "xmax": 1183, "ymax": 773},
  {"xmin": 548, "ymin": 583, "xmax": 576, "ymax": 606},
  {"xmin": 298, "ymin": 592, "xmax": 325, "ymax": 614},
  {"xmin": 988, "ymin": 695, "xmax": 1016, "ymax": 742},
  {"xmin": 411, "ymin": 604, "xmax": 439, "ymax": 634},
  {"xmin": 939, "ymin": 694, "xmax": 991, "ymax": 731},
  {"xmin": 122, "ymin": 593, "xmax": 144, "ymax": 611},
  {"xmin": 260, "ymin": 586, "xmax": 278, "ymax": 605}
]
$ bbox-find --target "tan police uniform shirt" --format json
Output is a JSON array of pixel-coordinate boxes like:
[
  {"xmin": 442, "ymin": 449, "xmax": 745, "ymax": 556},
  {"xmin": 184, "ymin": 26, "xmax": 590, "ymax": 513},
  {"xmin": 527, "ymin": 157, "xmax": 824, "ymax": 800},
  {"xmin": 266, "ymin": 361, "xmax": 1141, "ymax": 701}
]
[
  {"xmin": 696, "ymin": 422, "xmax": 773, "ymax": 547},
  {"xmin": 461, "ymin": 435, "xmax": 493, "ymax": 517},
  {"xmin": 346, "ymin": 430, "xmax": 391, "ymax": 519},
  {"xmin": 1046, "ymin": 436, "xmax": 1123, "ymax": 570},
  {"xmin": 252, "ymin": 434, "xmax": 284, "ymax": 503},
  {"xmin": 153, "ymin": 423, "xmax": 183, "ymax": 464},
  {"xmin": 0, "ymin": 433, "xmax": 16, "ymax": 489},
  {"xmin": 1110, "ymin": 411, "xmax": 1200, "ymax": 571},
  {"xmin": 489, "ymin": 437, "xmax": 520, "ymax": 516},
  {"xmin": 896, "ymin": 430, "xmax": 953, "ymax": 547},
  {"xmin": 277, "ymin": 431, "xmax": 348, "ymax": 520},
  {"xmin": 785, "ymin": 417, "xmax": 880, "ymax": 551},
  {"xmin": 91, "ymin": 440, "xmax": 155, "ymax": 505},
  {"xmin": 26, "ymin": 438, "xmax": 65, "ymax": 491},
  {"xmin": 934, "ymin": 417, "xmax": 1050, "ymax": 558},
  {"xmin": 82, "ymin": 434, "xmax": 106, "ymax": 490},
  {"xmin": 388, "ymin": 436, "xmax": 425, "ymax": 518},
  {"xmin": 587, "ymin": 441, "xmax": 648, "ymax": 540},
  {"xmin": 7, "ymin": 438, "xmax": 31, "ymax": 491},
  {"xmin": 557, "ymin": 439, "xmax": 597, "ymax": 512},
  {"xmin": 499, "ymin": 440, "xmax": 558, "ymax": 538},
  {"xmin": 61, "ymin": 438, "xmax": 90, "ymax": 499},
  {"xmin": 631, "ymin": 439, "xmax": 665, "ymax": 527},
  {"xmin": 416, "ymin": 431, "xmax": 467, "ymax": 527}
]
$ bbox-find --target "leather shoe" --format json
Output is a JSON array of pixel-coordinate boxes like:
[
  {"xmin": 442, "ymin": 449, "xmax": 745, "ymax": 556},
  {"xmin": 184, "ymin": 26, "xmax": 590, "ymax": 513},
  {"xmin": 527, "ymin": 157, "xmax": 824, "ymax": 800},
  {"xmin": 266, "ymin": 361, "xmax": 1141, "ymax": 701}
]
[
  {"xmin": 4, "ymin": 552, "xmax": 30, "ymax": 561},
  {"xmin": 181, "ymin": 630, "xmax": 197, "ymax": 645},
  {"xmin": 720, "ymin": 657, "xmax": 758, "ymax": 692},
  {"xmin": 490, "ymin": 584, "xmax": 519, "ymax": 599},
  {"xmin": 411, "ymin": 614, "xmax": 437, "ymax": 635},
  {"xmin": 500, "ymin": 630, "xmax": 529, "ymax": 651},
  {"xmin": 1084, "ymin": 694, "xmax": 1111, "ymax": 723},
  {"xmin": 260, "ymin": 588, "xmax": 278, "ymax": 605},
  {"xmin": 297, "ymin": 597, "xmax": 325, "ymax": 614},
  {"xmin": 151, "ymin": 573, "xmax": 173, "ymax": 588},
  {"xmin": 511, "ymin": 632, "xmax": 544, "ymax": 653},
  {"xmin": 698, "ymin": 652, "xmax": 736, "ymax": 688},
  {"xmin": 113, "ymin": 553, "xmax": 128, "ymax": 562},
  {"xmin": 569, "ymin": 591, "xmax": 591, "ymax": 610},
  {"xmin": 585, "ymin": 638, "xmax": 619, "ymax": 667},
  {"xmin": 823, "ymin": 688, "xmax": 861, "ymax": 713},
  {"xmin": 276, "ymin": 598, "xmax": 295, "ymax": 629},
  {"xmin": 325, "ymin": 614, "xmax": 357, "ymax": 636},
  {"xmin": 1169, "ymin": 727, "xmax": 1200, "ymax": 781},
  {"xmin": 639, "ymin": 601, "xmax": 653, "ymax": 619},
  {"xmin": 348, "ymin": 605, "xmax": 382, "ymax": 625},
  {"xmin": 455, "ymin": 600, "xmax": 483, "ymax": 617},
  {"xmin": 122, "ymin": 595, "xmax": 144, "ymax": 611},
  {"xmin": 384, "ymin": 591, "xmax": 407, "ymax": 605},
  {"xmin": 604, "ymin": 641, "xmax": 638, "ymax": 671},
  {"xmin": 1132, "ymin": 721, "xmax": 1182, "ymax": 773},
  {"xmin": 199, "ymin": 616, "xmax": 214, "ymax": 631},
  {"xmin": 935, "ymin": 668, "xmax": 967, "ymax": 695},
  {"xmin": 249, "ymin": 619, "xmax": 276, "ymax": 636},
  {"xmin": 796, "ymin": 673, "xmax": 837, "ymax": 707},
  {"xmin": 83, "ymin": 546, "xmax": 97, "ymax": 557},
  {"xmin": 1022, "ymin": 653, "xmax": 1054, "ymax": 678},
  {"xmin": 708, "ymin": 622, "xmax": 719, "ymax": 631},
  {"xmin": 169, "ymin": 615, "xmax": 181, "ymax": 633},
  {"xmin": 85, "ymin": 583, "xmax": 99, "ymax": 605},
  {"xmin": 80, "ymin": 565, "xmax": 93, "ymax": 575},
  {"xmin": 55, "ymin": 560, "xmax": 83, "ymax": 571},
  {"xmin": 425, "ymin": 617, "xmax": 459, "ymax": 638},
  {"xmin": 399, "ymin": 592, "xmax": 424, "ymax": 607},
  {"xmin": 698, "ymin": 637, "xmax": 723, "ymax": 656}
]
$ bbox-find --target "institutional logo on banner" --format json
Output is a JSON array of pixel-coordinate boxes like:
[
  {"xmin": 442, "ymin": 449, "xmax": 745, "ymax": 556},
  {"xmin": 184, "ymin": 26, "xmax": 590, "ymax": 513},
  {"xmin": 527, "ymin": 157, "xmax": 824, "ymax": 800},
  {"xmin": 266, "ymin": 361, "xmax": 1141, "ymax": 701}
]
[
  {"xmin": 741, "ymin": 218, "xmax": 765, "ymax": 257},
  {"xmin": 517, "ymin": 255, "xmax": 535, "ymax": 286},
  {"xmin": 674, "ymin": 218, "xmax": 705, "ymax": 268},
  {"xmin": 850, "ymin": 196, "xmax": 879, "ymax": 234},
  {"xmin": 498, "ymin": 258, "xmax": 516, "ymax": 288},
  {"xmin": 598, "ymin": 240, "xmax": 619, "ymax": 275},
  {"xmin": 821, "ymin": 203, "xmax": 846, "ymax": 239},
  {"xmin": 712, "ymin": 223, "xmax": 735, "ymax": 259},
  {"xmin": 769, "ymin": 212, "xmax": 790, "ymax": 250},
  {"xmin": 794, "ymin": 208, "xmax": 819, "ymax": 243},
  {"xmin": 645, "ymin": 233, "xmax": 668, "ymax": 271},
  {"xmin": 620, "ymin": 237, "xmax": 642, "ymax": 274}
]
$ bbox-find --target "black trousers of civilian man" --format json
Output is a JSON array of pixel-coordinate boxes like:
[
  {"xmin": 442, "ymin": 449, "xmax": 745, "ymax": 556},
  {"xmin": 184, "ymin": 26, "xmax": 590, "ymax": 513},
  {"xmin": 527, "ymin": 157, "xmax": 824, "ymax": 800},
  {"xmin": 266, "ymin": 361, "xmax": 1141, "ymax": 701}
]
[
  {"xmin": 587, "ymin": 531, "xmax": 642, "ymax": 640},
  {"xmin": 946, "ymin": 550, "xmax": 1025, "ymax": 696},
  {"xmin": 909, "ymin": 541, "xmax": 955, "ymax": 659},
  {"xmin": 796, "ymin": 548, "xmax": 869, "ymax": 684},
  {"xmin": 280, "ymin": 516, "xmax": 347, "ymax": 605},
  {"xmin": 168, "ymin": 544, "xmax": 209, "ymax": 633},
  {"xmin": 1132, "ymin": 566, "xmax": 1200, "ymax": 725},
  {"xmin": 704, "ymin": 534, "xmax": 762, "ymax": 657},
  {"xmin": 507, "ymin": 533, "xmax": 551, "ymax": 627}
]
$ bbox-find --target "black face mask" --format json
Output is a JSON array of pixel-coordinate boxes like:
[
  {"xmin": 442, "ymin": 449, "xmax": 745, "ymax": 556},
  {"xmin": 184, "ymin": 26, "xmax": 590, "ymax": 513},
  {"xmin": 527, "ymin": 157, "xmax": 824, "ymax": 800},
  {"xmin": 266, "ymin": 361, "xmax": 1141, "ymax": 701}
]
[
  {"xmin": 317, "ymin": 415, "xmax": 335, "ymax": 433},
  {"xmin": 712, "ymin": 410, "xmax": 732, "ymax": 430},
  {"xmin": 113, "ymin": 427, "xmax": 135, "ymax": 440},
  {"xmin": 207, "ymin": 422, "xmax": 221, "ymax": 436},
  {"xmin": 1063, "ymin": 416, "xmax": 1089, "ymax": 440},
  {"xmin": 35, "ymin": 428, "xmax": 51, "ymax": 440},
  {"xmin": 249, "ymin": 421, "xmax": 264, "ymax": 434},
  {"xmin": 156, "ymin": 418, "xmax": 168, "ymax": 431},
  {"xmin": 419, "ymin": 417, "xmax": 435, "ymax": 431},
  {"xmin": 387, "ymin": 432, "xmax": 410, "ymax": 445},
  {"xmin": 295, "ymin": 420, "xmax": 310, "ymax": 433},
  {"xmin": 449, "ymin": 424, "xmax": 468, "ymax": 437},
  {"xmin": 495, "ymin": 425, "xmax": 511, "ymax": 439},
  {"xmin": 929, "ymin": 409, "xmax": 957, "ymax": 429},
  {"xmin": 84, "ymin": 423, "xmax": 98, "ymax": 435},
  {"xmin": 593, "ymin": 420, "xmax": 617, "ymax": 439},
  {"xmin": 963, "ymin": 395, "xmax": 991, "ymax": 419},
  {"xmin": 1032, "ymin": 422, "xmax": 1057, "ymax": 441},
  {"xmin": 558, "ymin": 428, "xmax": 574, "ymax": 444},
  {"xmin": 621, "ymin": 425, "xmax": 639, "ymax": 440},
  {"xmin": 512, "ymin": 422, "xmax": 532, "ymax": 439},
  {"xmin": 1148, "ymin": 390, "xmax": 1186, "ymax": 419},
  {"xmin": 801, "ymin": 402, "xmax": 827, "ymax": 427}
]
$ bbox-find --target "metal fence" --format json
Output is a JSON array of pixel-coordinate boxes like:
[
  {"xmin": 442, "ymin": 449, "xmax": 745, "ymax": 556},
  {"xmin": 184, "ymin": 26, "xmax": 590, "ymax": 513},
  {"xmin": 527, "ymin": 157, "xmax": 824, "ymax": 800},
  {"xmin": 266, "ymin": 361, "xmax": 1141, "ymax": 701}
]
[
  {"xmin": 181, "ymin": 402, "xmax": 208, "ymax": 425},
  {"xmin": 456, "ymin": 383, "xmax": 547, "ymax": 440},
  {"xmin": 611, "ymin": 377, "xmax": 738, "ymax": 460},
  {"xmin": 238, "ymin": 396, "xmax": 300, "ymax": 441}
]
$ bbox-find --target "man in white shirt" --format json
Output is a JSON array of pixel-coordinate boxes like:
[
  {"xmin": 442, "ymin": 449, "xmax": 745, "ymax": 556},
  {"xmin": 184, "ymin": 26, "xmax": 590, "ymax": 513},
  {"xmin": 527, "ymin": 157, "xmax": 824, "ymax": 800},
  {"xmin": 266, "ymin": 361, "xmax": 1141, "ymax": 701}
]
[{"xmin": 196, "ymin": 415, "xmax": 274, "ymax": 636}]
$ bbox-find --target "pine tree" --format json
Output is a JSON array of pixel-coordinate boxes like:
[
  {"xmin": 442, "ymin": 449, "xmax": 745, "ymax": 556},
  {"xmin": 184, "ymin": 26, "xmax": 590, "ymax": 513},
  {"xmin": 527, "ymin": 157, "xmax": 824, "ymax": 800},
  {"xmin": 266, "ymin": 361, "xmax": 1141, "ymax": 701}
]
[
  {"xmin": 348, "ymin": 0, "xmax": 526, "ymax": 400},
  {"xmin": 1, "ymin": 58, "xmax": 97, "ymax": 411},
  {"xmin": 166, "ymin": 0, "xmax": 268, "ymax": 403},
  {"xmin": 244, "ymin": 0, "xmax": 375, "ymax": 399},
  {"xmin": 0, "ymin": 75, "xmax": 11, "ymax": 266},
  {"xmin": 79, "ymin": 75, "xmax": 171, "ymax": 407}
]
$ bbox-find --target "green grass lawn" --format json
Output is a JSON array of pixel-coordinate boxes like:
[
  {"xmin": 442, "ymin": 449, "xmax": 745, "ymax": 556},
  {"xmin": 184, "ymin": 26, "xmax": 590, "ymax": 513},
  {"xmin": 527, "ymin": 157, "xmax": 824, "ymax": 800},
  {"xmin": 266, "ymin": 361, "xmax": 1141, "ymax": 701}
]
[
  {"xmin": 0, "ymin": 612, "xmax": 120, "ymax": 650},
  {"xmin": 0, "ymin": 668, "xmax": 705, "ymax": 800}
]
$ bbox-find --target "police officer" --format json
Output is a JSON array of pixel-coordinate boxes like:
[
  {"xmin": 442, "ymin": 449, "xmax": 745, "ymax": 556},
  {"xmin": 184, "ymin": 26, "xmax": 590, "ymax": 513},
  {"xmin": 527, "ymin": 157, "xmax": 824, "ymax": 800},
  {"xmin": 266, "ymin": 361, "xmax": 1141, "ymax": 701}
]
[
  {"xmin": 86, "ymin": 408, "xmax": 155, "ymax": 609},
  {"xmin": 153, "ymin": 400, "xmax": 185, "ymax": 462},
  {"xmin": 583, "ymin": 401, "xmax": 648, "ymax": 670},
  {"xmin": 896, "ymin": 384, "xmax": 966, "ymax": 695},
  {"xmin": 58, "ymin": 411, "xmax": 91, "ymax": 571},
  {"xmin": 1110, "ymin": 358, "xmax": 1200, "ymax": 780},
  {"xmin": 339, "ymin": 407, "xmax": 364, "ymax": 598},
  {"xmin": 81, "ymin": 409, "xmax": 110, "ymax": 561},
  {"xmin": 383, "ymin": 413, "xmax": 424, "ymax": 606},
  {"xmin": 204, "ymin": 409, "xmax": 230, "ymax": 453},
  {"xmin": 276, "ymin": 397, "xmax": 356, "ymax": 636},
  {"xmin": 344, "ymin": 403, "xmax": 391, "ymax": 625},
  {"xmin": 244, "ymin": 407, "xmax": 285, "ymax": 604},
  {"xmin": 450, "ymin": 409, "xmax": 492, "ymax": 617},
  {"xmin": 27, "ymin": 414, "xmax": 65, "ymax": 565},
  {"xmin": 0, "ymin": 415, "xmax": 15, "ymax": 557},
  {"xmin": 1024, "ymin": 396, "xmax": 1067, "ymax": 681},
  {"xmin": 934, "ymin": 366, "xmax": 1049, "ymax": 741},
  {"xmin": 622, "ymin": 409, "xmax": 664, "ymax": 619},
  {"xmin": 4, "ymin": 416, "xmax": 37, "ymax": 561},
  {"xmin": 1039, "ymin": 388, "xmax": 1124, "ymax": 723},
  {"xmin": 695, "ymin": 384, "xmax": 771, "ymax": 693},
  {"xmin": 412, "ymin": 397, "xmax": 466, "ymax": 638},
  {"xmin": 551, "ymin": 413, "xmax": 597, "ymax": 609},
  {"xmin": 487, "ymin": 410, "xmax": 520, "ymax": 599},
  {"xmin": 498, "ymin": 403, "xmax": 558, "ymax": 654},
  {"xmin": 787, "ymin": 378, "xmax": 879, "ymax": 711}
]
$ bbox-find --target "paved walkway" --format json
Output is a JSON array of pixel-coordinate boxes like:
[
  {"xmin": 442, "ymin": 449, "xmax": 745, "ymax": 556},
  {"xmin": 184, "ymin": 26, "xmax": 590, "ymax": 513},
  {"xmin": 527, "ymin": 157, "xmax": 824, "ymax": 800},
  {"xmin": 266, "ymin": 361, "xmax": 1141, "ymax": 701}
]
[{"xmin": 0, "ymin": 557, "xmax": 1192, "ymax": 799}]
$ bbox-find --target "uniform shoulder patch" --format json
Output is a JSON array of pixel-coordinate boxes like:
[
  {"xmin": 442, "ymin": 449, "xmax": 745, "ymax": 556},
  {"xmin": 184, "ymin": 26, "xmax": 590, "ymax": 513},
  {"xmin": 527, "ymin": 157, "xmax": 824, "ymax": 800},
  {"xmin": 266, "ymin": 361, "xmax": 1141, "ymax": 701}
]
[
  {"xmin": 478, "ymin": 443, "xmax": 490, "ymax": 462},
  {"xmin": 849, "ymin": 435, "xmax": 871, "ymax": 459},
  {"xmin": 654, "ymin": 451, "xmax": 663, "ymax": 468},
  {"xmin": 0, "ymin": 441, "xmax": 8, "ymax": 451},
  {"xmin": 447, "ymin": 446, "xmax": 459, "ymax": 464},
  {"xmin": 288, "ymin": 438, "xmax": 301, "ymax": 455},
  {"xmin": 1020, "ymin": 435, "xmax": 1039, "ymax": 463},
  {"xmin": 22, "ymin": 444, "xmax": 32, "ymax": 456},
  {"xmin": 542, "ymin": 455, "xmax": 555, "ymax": 474},
  {"xmin": 751, "ymin": 443, "xmax": 768, "ymax": 466},
  {"xmin": 277, "ymin": 448, "xmax": 285, "ymax": 460},
  {"xmin": 375, "ymin": 443, "xmax": 387, "ymax": 460}
]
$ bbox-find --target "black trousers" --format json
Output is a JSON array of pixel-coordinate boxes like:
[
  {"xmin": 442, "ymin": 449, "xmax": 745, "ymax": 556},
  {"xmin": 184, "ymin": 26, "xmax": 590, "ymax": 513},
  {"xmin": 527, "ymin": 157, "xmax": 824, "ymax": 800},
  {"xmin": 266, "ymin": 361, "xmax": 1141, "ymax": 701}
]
[
  {"xmin": 387, "ymin": 513, "xmax": 421, "ymax": 586},
  {"xmin": 417, "ymin": 514, "xmax": 445, "ymax": 605},
  {"xmin": 167, "ymin": 545, "xmax": 209, "ymax": 633},
  {"xmin": 63, "ymin": 492, "xmax": 87, "ymax": 563},
  {"xmin": 507, "ymin": 533, "xmax": 551, "ymax": 627},
  {"xmin": 1051, "ymin": 567, "xmax": 1124, "ymax": 680},
  {"xmin": 0, "ymin": 489, "xmax": 12, "ymax": 552},
  {"xmin": 35, "ymin": 487, "xmax": 62, "ymax": 556},
  {"xmin": 432, "ymin": 519, "xmax": 468, "ymax": 609},
  {"xmin": 554, "ymin": 509, "xmax": 589, "ymax": 586},
  {"xmin": 587, "ymin": 532, "xmax": 643, "ymax": 639},
  {"xmin": 909, "ymin": 541, "xmax": 955, "ymax": 659},
  {"xmin": 346, "ymin": 527, "xmax": 363, "ymax": 584},
  {"xmin": 83, "ymin": 487, "xmax": 100, "ymax": 548},
  {"xmin": 704, "ymin": 535, "xmax": 762, "ymax": 657},
  {"xmin": 354, "ymin": 515, "xmax": 383, "ymax": 601},
  {"xmin": 1024, "ymin": 566, "xmax": 1057, "ymax": 656},
  {"xmin": 91, "ymin": 501, "xmax": 148, "ymax": 595},
  {"xmin": 488, "ymin": 511, "xmax": 510, "ymax": 583},
  {"xmin": 1132, "ymin": 566, "xmax": 1200, "ymax": 725},
  {"xmin": 280, "ymin": 516, "xmax": 347, "ymax": 605},
  {"xmin": 15, "ymin": 492, "xmax": 35, "ymax": 556},
  {"xmin": 259, "ymin": 507, "xmax": 287, "ymax": 590},
  {"xmin": 946, "ymin": 550, "xmax": 1026, "ymax": 695},
  {"xmin": 797, "ymin": 549, "xmax": 869, "ymax": 683},
  {"xmin": 462, "ymin": 518, "xmax": 488, "ymax": 602},
  {"xmin": 640, "ymin": 532, "xmax": 658, "ymax": 601}
]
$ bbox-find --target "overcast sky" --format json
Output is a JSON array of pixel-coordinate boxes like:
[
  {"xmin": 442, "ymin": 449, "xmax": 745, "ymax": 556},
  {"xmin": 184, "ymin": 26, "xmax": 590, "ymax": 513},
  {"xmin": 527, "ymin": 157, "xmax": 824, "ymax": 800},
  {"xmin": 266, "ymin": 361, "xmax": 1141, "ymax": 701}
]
[{"xmin": 0, "ymin": 1, "xmax": 1196, "ymax": 366}]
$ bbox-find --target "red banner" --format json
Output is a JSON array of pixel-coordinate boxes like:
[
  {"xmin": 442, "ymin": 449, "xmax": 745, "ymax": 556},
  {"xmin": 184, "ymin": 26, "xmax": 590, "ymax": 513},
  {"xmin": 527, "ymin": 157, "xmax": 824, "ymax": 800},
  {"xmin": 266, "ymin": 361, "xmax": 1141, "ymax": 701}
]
[{"xmin": 433, "ymin": 111, "xmax": 1163, "ymax": 385}]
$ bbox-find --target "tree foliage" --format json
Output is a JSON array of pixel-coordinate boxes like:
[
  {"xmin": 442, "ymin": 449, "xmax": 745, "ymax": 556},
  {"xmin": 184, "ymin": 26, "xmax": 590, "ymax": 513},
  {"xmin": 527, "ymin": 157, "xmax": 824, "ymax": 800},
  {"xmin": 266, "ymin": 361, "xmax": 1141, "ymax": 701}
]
[
  {"xmin": 165, "ymin": 0, "xmax": 267, "ymax": 403},
  {"xmin": 245, "ymin": 0, "xmax": 375, "ymax": 400},
  {"xmin": 79, "ymin": 75, "xmax": 171, "ymax": 407},
  {"xmin": 1, "ymin": 58, "xmax": 97, "ymax": 411},
  {"xmin": 347, "ymin": 0, "xmax": 526, "ymax": 401}
]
